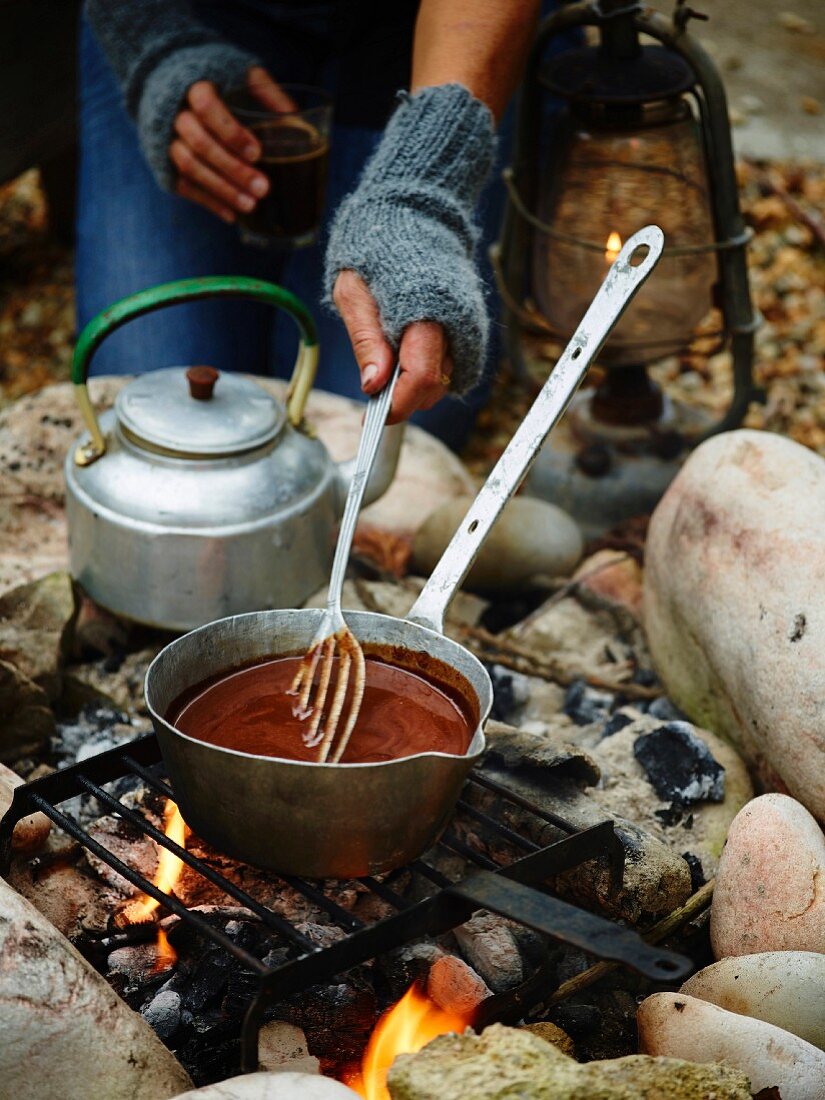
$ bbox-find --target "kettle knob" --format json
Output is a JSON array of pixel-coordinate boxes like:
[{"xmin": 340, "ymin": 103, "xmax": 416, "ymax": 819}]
[{"xmin": 187, "ymin": 366, "xmax": 219, "ymax": 401}]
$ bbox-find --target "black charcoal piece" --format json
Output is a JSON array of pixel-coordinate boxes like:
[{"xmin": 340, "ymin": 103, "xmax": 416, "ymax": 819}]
[
  {"xmin": 551, "ymin": 1003, "xmax": 602, "ymax": 1037},
  {"xmin": 647, "ymin": 696, "xmax": 689, "ymax": 722},
  {"xmin": 601, "ymin": 712, "xmax": 634, "ymax": 738},
  {"xmin": 633, "ymin": 722, "xmax": 725, "ymax": 806},
  {"xmin": 141, "ymin": 987, "xmax": 182, "ymax": 1040},
  {"xmin": 564, "ymin": 679, "xmax": 616, "ymax": 726},
  {"xmin": 654, "ymin": 804, "xmax": 684, "ymax": 827},
  {"xmin": 682, "ymin": 852, "xmax": 707, "ymax": 892},
  {"xmin": 489, "ymin": 664, "xmax": 532, "ymax": 724},
  {"xmin": 632, "ymin": 667, "xmax": 658, "ymax": 687}
]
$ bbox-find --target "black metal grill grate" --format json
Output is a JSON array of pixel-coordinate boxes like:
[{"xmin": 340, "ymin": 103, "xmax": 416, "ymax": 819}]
[{"xmin": 0, "ymin": 733, "xmax": 690, "ymax": 1070}]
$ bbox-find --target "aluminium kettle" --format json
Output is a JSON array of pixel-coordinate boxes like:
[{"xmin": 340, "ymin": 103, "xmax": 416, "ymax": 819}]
[{"xmin": 65, "ymin": 276, "xmax": 402, "ymax": 631}]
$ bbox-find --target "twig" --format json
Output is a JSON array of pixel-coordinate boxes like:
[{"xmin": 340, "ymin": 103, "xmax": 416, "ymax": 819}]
[
  {"xmin": 457, "ymin": 623, "xmax": 660, "ymax": 701},
  {"xmin": 546, "ymin": 879, "xmax": 715, "ymax": 1006},
  {"xmin": 752, "ymin": 164, "xmax": 825, "ymax": 251}
]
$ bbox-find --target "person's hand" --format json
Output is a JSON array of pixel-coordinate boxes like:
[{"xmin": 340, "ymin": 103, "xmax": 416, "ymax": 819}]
[
  {"xmin": 333, "ymin": 270, "xmax": 452, "ymax": 423},
  {"xmin": 170, "ymin": 66, "xmax": 292, "ymax": 223}
]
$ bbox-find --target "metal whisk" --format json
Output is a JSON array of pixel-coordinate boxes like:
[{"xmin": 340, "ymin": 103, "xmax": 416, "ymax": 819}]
[{"xmin": 289, "ymin": 365, "xmax": 400, "ymax": 762}]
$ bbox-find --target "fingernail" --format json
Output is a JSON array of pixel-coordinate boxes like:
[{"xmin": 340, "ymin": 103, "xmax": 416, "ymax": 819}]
[
  {"xmin": 250, "ymin": 176, "xmax": 269, "ymax": 198},
  {"xmin": 238, "ymin": 194, "xmax": 255, "ymax": 212},
  {"xmin": 244, "ymin": 144, "xmax": 260, "ymax": 162},
  {"xmin": 362, "ymin": 364, "xmax": 379, "ymax": 390}
]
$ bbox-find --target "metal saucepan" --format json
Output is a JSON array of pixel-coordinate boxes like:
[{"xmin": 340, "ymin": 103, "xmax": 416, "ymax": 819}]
[{"xmin": 145, "ymin": 227, "xmax": 664, "ymax": 878}]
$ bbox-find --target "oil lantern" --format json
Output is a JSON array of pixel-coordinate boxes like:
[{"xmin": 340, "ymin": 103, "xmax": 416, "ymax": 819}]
[{"xmin": 495, "ymin": 0, "xmax": 760, "ymax": 533}]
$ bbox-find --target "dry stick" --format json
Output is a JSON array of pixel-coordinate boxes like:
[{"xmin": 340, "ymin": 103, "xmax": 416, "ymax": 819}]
[
  {"xmin": 458, "ymin": 624, "xmax": 660, "ymax": 702},
  {"xmin": 353, "ymin": 557, "xmax": 659, "ymax": 700},
  {"xmin": 546, "ymin": 878, "xmax": 716, "ymax": 1006},
  {"xmin": 751, "ymin": 163, "xmax": 825, "ymax": 251}
]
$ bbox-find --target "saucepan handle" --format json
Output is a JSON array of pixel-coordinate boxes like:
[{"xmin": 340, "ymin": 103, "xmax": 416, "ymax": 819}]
[
  {"xmin": 407, "ymin": 225, "xmax": 665, "ymax": 634},
  {"xmin": 446, "ymin": 869, "xmax": 691, "ymax": 981},
  {"xmin": 71, "ymin": 276, "xmax": 319, "ymax": 467}
]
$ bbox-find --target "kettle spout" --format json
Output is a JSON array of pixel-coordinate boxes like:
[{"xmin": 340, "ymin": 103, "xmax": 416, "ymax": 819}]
[{"xmin": 335, "ymin": 422, "xmax": 404, "ymax": 513}]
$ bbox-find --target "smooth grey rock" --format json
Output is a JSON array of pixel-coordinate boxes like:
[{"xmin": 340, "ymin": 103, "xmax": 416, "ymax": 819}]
[
  {"xmin": 638, "ymin": 992, "xmax": 825, "ymax": 1100},
  {"xmin": 387, "ymin": 1022, "xmax": 752, "ymax": 1099},
  {"xmin": 681, "ymin": 951, "xmax": 825, "ymax": 1049},
  {"xmin": 644, "ymin": 430, "xmax": 825, "ymax": 818},
  {"xmin": 0, "ymin": 571, "xmax": 76, "ymax": 698},
  {"xmin": 0, "ymin": 875, "xmax": 192, "ymax": 1099},
  {"xmin": 412, "ymin": 496, "xmax": 583, "ymax": 591},
  {"xmin": 454, "ymin": 912, "xmax": 523, "ymax": 993},
  {"xmin": 0, "ymin": 656, "xmax": 55, "ymax": 762},
  {"xmin": 710, "ymin": 794, "xmax": 825, "ymax": 957}
]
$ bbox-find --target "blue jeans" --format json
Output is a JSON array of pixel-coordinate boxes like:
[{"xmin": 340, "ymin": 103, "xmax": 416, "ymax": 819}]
[{"xmin": 76, "ymin": 6, "xmax": 512, "ymax": 449}]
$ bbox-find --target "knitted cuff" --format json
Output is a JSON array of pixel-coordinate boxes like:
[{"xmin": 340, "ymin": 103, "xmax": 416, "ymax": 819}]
[
  {"xmin": 136, "ymin": 42, "xmax": 260, "ymax": 191},
  {"xmin": 325, "ymin": 84, "xmax": 496, "ymax": 396}
]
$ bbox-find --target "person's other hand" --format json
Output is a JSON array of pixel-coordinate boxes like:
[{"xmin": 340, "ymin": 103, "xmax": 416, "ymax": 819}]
[
  {"xmin": 170, "ymin": 66, "xmax": 292, "ymax": 223},
  {"xmin": 333, "ymin": 270, "xmax": 452, "ymax": 423}
]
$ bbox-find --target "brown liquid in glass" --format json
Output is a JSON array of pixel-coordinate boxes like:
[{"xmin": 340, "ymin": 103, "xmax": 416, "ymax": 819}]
[
  {"xmin": 238, "ymin": 119, "xmax": 329, "ymax": 240},
  {"xmin": 170, "ymin": 655, "xmax": 474, "ymax": 764}
]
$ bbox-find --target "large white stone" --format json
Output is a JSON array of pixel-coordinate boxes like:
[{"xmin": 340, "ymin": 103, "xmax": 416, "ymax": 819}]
[
  {"xmin": 638, "ymin": 992, "xmax": 825, "ymax": 1100},
  {"xmin": 681, "ymin": 951, "xmax": 825, "ymax": 1049},
  {"xmin": 170, "ymin": 1072, "xmax": 359, "ymax": 1099},
  {"xmin": 710, "ymin": 793, "xmax": 825, "ymax": 957},
  {"xmin": 643, "ymin": 430, "xmax": 825, "ymax": 818},
  {"xmin": 0, "ymin": 875, "xmax": 192, "ymax": 1099}
]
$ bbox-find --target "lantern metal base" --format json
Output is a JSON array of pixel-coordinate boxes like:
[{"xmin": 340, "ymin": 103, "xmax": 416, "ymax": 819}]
[{"xmin": 525, "ymin": 389, "xmax": 711, "ymax": 538}]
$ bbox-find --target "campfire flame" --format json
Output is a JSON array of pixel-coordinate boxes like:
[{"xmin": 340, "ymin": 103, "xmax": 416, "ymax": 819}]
[
  {"xmin": 154, "ymin": 927, "xmax": 177, "ymax": 974},
  {"xmin": 346, "ymin": 982, "xmax": 472, "ymax": 1100},
  {"xmin": 605, "ymin": 231, "xmax": 622, "ymax": 263},
  {"xmin": 120, "ymin": 800, "xmax": 186, "ymax": 925}
]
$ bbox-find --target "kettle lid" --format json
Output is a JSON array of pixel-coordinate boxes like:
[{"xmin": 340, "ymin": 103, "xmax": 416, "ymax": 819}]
[{"xmin": 116, "ymin": 367, "xmax": 284, "ymax": 456}]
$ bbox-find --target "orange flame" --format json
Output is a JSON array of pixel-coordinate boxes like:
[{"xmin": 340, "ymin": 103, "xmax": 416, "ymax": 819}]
[
  {"xmin": 154, "ymin": 927, "xmax": 178, "ymax": 974},
  {"xmin": 346, "ymin": 983, "xmax": 472, "ymax": 1100},
  {"xmin": 120, "ymin": 800, "xmax": 186, "ymax": 925},
  {"xmin": 605, "ymin": 231, "xmax": 622, "ymax": 263}
]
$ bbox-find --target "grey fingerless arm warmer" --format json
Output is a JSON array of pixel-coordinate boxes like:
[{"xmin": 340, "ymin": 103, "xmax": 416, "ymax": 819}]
[
  {"xmin": 325, "ymin": 84, "xmax": 496, "ymax": 397},
  {"xmin": 85, "ymin": 0, "xmax": 259, "ymax": 191}
]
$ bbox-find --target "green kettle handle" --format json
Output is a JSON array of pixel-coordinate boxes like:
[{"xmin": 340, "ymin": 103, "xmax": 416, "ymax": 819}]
[{"xmin": 72, "ymin": 276, "xmax": 319, "ymax": 466}]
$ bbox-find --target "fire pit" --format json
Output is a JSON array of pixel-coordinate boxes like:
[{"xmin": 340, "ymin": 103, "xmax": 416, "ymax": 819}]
[{"xmin": 1, "ymin": 729, "xmax": 689, "ymax": 1087}]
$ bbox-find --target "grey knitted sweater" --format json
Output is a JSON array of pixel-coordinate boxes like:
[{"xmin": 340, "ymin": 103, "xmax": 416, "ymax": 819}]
[
  {"xmin": 325, "ymin": 84, "xmax": 496, "ymax": 396},
  {"xmin": 86, "ymin": 0, "xmax": 259, "ymax": 191},
  {"xmin": 86, "ymin": 4, "xmax": 496, "ymax": 396}
]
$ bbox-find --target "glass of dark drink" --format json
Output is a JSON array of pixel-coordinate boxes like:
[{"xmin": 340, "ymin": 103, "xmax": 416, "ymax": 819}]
[{"xmin": 226, "ymin": 82, "xmax": 333, "ymax": 249}]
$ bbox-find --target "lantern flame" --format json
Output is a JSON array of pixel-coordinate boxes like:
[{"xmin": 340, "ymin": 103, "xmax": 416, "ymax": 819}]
[
  {"xmin": 345, "ymin": 983, "xmax": 472, "ymax": 1100},
  {"xmin": 605, "ymin": 231, "xmax": 622, "ymax": 263},
  {"xmin": 119, "ymin": 800, "xmax": 186, "ymax": 926}
]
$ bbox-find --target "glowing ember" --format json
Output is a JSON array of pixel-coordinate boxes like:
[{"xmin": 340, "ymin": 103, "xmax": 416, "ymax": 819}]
[
  {"xmin": 605, "ymin": 231, "xmax": 622, "ymax": 263},
  {"xmin": 120, "ymin": 801, "xmax": 186, "ymax": 925},
  {"xmin": 346, "ymin": 983, "xmax": 472, "ymax": 1100}
]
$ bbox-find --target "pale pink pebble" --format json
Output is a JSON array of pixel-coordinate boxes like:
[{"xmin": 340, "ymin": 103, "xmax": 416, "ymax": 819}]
[{"xmin": 710, "ymin": 793, "xmax": 825, "ymax": 958}]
